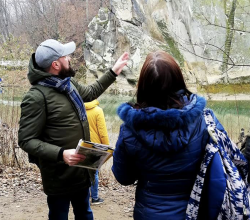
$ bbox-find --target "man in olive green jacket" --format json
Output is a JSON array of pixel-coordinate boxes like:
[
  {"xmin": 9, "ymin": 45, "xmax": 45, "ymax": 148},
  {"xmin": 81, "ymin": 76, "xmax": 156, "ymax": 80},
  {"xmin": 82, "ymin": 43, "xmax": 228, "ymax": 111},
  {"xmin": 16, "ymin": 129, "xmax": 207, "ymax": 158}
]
[{"xmin": 18, "ymin": 39, "xmax": 129, "ymax": 220}]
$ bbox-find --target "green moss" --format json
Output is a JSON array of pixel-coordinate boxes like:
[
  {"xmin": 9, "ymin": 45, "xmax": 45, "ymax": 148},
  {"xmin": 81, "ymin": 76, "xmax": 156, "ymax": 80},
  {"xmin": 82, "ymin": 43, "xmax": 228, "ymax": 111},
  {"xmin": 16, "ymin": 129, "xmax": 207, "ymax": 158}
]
[
  {"xmin": 150, "ymin": 29, "xmax": 164, "ymax": 42},
  {"xmin": 198, "ymin": 83, "xmax": 250, "ymax": 94},
  {"xmin": 156, "ymin": 20, "xmax": 185, "ymax": 67},
  {"xmin": 97, "ymin": 20, "xmax": 109, "ymax": 26}
]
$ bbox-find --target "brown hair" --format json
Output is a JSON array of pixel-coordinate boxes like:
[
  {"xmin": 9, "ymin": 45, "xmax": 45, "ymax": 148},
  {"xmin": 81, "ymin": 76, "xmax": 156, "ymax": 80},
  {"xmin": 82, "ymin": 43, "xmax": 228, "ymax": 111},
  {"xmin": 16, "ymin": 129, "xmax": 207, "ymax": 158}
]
[{"xmin": 136, "ymin": 51, "xmax": 191, "ymax": 110}]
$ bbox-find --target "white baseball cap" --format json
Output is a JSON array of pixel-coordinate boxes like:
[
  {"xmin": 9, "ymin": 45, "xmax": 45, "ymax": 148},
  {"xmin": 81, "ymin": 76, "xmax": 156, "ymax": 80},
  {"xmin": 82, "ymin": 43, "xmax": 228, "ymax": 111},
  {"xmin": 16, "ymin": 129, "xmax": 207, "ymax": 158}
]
[{"xmin": 35, "ymin": 39, "xmax": 76, "ymax": 68}]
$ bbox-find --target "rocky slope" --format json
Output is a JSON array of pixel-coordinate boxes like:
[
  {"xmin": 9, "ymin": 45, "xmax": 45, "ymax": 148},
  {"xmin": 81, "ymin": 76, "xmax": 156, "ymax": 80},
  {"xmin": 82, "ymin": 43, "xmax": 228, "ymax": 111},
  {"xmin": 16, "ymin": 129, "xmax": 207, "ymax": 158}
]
[{"xmin": 83, "ymin": 0, "xmax": 250, "ymax": 94}]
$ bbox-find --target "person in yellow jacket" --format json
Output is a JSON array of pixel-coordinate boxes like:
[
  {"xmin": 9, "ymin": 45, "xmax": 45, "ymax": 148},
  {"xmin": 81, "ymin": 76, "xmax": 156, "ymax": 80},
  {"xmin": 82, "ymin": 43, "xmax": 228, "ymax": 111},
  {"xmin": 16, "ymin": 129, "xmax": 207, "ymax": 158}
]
[{"xmin": 84, "ymin": 99, "xmax": 109, "ymax": 205}]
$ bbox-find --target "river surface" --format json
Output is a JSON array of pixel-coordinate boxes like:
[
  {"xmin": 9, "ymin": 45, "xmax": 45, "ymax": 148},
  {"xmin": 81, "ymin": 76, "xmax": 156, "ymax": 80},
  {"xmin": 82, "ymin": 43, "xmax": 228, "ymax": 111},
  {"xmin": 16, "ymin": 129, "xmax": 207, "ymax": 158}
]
[
  {"xmin": 99, "ymin": 95, "xmax": 250, "ymax": 143},
  {"xmin": 0, "ymin": 92, "xmax": 249, "ymax": 143}
]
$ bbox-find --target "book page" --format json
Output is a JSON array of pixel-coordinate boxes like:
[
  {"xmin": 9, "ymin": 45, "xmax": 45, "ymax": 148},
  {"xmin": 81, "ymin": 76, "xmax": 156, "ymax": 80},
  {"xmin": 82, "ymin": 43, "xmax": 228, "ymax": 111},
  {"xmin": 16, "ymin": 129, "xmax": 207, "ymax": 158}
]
[{"xmin": 73, "ymin": 141, "xmax": 111, "ymax": 170}]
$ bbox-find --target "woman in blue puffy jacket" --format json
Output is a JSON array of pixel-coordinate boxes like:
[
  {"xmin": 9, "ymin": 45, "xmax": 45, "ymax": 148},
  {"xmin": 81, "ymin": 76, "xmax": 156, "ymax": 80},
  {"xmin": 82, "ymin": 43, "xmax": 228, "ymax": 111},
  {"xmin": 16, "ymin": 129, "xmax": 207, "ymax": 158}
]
[{"xmin": 112, "ymin": 51, "xmax": 226, "ymax": 220}]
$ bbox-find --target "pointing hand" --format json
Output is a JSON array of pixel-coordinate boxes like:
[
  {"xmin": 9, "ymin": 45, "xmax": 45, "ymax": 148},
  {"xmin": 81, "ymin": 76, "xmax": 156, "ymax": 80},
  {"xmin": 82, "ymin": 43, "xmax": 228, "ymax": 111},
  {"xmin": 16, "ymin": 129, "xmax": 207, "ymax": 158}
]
[{"xmin": 112, "ymin": 52, "xmax": 129, "ymax": 75}]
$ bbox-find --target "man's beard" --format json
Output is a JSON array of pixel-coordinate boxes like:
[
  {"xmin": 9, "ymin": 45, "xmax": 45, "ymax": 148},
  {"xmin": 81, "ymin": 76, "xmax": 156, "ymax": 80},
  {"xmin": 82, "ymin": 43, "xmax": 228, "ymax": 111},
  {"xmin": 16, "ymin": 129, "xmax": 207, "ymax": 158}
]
[{"xmin": 58, "ymin": 66, "xmax": 76, "ymax": 79}]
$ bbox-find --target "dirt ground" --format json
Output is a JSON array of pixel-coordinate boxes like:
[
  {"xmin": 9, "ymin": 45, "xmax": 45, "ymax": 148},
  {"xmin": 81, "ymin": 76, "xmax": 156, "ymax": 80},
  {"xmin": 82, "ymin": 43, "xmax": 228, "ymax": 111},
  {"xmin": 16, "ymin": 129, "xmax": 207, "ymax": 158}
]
[
  {"xmin": 0, "ymin": 186, "xmax": 135, "ymax": 220},
  {"xmin": 0, "ymin": 165, "xmax": 136, "ymax": 220}
]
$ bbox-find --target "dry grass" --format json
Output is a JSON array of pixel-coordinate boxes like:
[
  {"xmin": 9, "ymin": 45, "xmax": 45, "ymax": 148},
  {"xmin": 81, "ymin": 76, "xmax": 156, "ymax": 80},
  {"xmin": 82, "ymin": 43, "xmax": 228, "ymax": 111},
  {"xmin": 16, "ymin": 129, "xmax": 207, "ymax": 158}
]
[
  {"xmin": 0, "ymin": 68, "xmax": 30, "ymax": 168},
  {"xmin": 0, "ymin": 93, "xmax": 28, "ymax": 168}
]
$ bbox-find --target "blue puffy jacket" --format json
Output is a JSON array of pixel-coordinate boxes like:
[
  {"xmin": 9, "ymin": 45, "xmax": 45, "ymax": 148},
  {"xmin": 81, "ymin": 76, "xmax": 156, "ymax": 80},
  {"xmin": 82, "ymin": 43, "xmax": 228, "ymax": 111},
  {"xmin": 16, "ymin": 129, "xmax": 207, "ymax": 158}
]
[{"xmin": 112, "ymin": 95, "xmax": 225, "ymax": 220}]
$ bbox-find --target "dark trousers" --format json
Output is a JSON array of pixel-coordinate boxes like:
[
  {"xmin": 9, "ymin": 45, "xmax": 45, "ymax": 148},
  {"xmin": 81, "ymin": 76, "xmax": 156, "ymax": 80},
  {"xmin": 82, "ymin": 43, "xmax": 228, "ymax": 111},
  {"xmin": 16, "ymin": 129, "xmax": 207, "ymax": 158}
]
[{"xmin": 47, "ymin": 188, "xmax": 93, "ymax": 220}]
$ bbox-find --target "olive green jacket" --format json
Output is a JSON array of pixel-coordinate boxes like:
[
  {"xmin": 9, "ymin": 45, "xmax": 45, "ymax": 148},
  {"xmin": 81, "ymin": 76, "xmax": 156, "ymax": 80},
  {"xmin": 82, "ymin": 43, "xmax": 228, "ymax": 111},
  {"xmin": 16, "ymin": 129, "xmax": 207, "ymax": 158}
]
[{"xmin": 18, "ymin": 54, "xmax": 116, "ymax": 195}]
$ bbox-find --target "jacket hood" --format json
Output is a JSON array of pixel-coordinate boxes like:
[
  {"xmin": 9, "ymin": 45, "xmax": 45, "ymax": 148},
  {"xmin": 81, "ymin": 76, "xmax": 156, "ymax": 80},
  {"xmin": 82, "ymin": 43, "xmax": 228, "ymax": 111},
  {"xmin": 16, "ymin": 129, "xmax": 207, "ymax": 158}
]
[
  {"xmin": 28, "ymin": 53, "xmax": 53, "ymax": 85},
  {"xmin": 84, "ymin": 99, "xmax": 99, "ymax": 110},
  {"xmin": 117, "ymin": 95, "xmax": 207, "ymax": 152}
]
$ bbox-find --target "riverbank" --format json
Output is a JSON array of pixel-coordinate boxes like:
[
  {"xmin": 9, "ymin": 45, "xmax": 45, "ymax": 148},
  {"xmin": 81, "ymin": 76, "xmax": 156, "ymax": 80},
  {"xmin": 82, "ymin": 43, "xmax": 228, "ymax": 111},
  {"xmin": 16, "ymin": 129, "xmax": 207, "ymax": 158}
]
[
  {"xmin": 201, "ymin": 93, "xmax": 250, "ymax": 101},
  {"xmin": 1, "ymin": 68, "xmax": 250, "ymax": 101},
  {"xmin": 188, "ymin": 84, "xmax": 250, "ymax": 101}
]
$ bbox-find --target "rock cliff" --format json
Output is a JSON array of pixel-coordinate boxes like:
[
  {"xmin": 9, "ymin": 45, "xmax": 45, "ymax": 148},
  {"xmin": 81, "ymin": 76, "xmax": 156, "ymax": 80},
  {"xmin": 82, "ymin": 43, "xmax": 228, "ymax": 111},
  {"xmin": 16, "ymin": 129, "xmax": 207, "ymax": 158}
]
[{"xmin": 83, "ymin": 0, "xmax": 250, "ymax": 94}]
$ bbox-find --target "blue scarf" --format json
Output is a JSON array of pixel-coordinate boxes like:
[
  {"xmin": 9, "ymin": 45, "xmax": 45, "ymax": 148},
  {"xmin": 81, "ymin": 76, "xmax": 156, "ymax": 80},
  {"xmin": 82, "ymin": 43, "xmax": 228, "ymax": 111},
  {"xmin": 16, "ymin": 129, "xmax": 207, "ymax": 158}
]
[{"xmin": 38, "ymin": 77, "xmax": 87, "ymax": 121}]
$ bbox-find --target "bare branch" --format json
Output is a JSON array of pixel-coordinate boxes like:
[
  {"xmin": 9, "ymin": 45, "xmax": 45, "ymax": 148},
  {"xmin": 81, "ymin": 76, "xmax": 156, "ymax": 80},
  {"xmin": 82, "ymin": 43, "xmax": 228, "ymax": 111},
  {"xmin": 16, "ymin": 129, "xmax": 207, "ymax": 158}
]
[
  {"xmin": 203, "ymin": 15, "xmax": 250, "ymax": 34},
  {"xmin": 179, "ymin": 42, "xmax": 250, "ymax": 67}
]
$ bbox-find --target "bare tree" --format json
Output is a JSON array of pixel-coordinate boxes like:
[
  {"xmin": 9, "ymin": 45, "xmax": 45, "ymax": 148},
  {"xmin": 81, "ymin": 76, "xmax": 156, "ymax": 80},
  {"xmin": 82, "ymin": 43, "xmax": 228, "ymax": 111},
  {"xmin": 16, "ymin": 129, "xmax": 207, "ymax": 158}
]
[
  {"xmin": 0, "ymin": 0, "xmax": 11, "ymax": 43},
  {"xmin": 86, "ymin": 0, "xmax": 89, "ymax": 22},
  {"xmin": 172, "ymin": 0, "xmax": 250, "ymax": 82},
  {"xmin": 222, "ymin": 0, "xmax": 237, "ymax": 78},
  {"xmin": 0, "ymin": 0, "xmax": 112, "ymax": 62}
]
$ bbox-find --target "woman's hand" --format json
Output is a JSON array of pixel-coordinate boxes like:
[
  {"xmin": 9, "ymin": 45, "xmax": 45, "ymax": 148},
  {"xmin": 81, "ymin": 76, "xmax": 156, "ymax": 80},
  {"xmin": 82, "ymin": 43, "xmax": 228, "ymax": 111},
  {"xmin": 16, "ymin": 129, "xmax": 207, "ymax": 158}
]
[{"xmin": 112, "ymin": 52, "xmax": 129, "ymax": 75}]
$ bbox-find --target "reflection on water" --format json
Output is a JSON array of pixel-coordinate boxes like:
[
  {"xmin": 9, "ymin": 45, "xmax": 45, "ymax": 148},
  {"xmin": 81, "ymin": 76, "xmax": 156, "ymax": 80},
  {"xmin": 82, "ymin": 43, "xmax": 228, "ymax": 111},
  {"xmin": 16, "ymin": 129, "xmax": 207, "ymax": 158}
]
[
  {"xmin": 207, "ymin": 101, "xmax": 250, "ymax": 142},
  {"xmin": 99, "ymin": 95, "xmax": 250, "ymax": 143},
  {"xmin": 0, "ymin": 91, "xmax": 249, "ymax": 144}
]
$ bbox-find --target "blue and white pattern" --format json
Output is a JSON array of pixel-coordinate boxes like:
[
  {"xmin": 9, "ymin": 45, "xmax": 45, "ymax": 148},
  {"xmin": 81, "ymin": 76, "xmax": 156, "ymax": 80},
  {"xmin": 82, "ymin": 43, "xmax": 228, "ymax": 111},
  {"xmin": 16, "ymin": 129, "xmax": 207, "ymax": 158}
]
[
  {"xmin": 38, "ymin": 77, "xmax": 87, "ymax": 121},
  {"xmin": 186, "ymin": 108, "xmax": 250, "ymax": 220}
]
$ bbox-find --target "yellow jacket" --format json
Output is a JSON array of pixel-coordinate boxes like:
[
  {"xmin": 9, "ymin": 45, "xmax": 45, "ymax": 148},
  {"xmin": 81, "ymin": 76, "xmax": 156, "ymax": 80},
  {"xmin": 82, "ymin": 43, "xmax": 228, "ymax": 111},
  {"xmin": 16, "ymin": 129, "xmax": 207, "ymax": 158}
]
[{"xmin": 84, "ymin": 100, "xmax": 109, "ymax": 145}]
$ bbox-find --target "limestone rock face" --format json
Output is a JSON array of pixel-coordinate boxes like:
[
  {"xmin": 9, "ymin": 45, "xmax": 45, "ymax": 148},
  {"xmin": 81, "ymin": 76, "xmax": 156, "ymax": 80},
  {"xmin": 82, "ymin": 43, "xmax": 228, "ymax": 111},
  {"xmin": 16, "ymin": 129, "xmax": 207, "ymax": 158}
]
[{"xmin": 84, "ymin": 0, "xmax": 250, "ymax": 94}]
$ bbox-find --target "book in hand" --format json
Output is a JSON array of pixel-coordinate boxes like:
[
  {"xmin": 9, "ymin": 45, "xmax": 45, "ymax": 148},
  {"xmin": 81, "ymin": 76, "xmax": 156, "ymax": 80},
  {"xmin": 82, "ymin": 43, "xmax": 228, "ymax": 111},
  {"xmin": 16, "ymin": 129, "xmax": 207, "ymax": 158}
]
[{"xmin": 73, "ymin": 139, "xmax": 114, "ymax": 170}]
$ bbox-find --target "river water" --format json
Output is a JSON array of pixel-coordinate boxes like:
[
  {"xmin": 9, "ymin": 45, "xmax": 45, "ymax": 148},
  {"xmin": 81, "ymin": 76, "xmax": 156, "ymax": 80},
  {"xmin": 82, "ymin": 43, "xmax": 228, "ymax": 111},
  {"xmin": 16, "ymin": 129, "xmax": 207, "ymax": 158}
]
[
  {"xmin": 0, "ymin": 91, "xmax": 249, "ymax": 144},
  {"xmin": 98, "ymin": 94, "xmax": 250, "ymax": 144}
]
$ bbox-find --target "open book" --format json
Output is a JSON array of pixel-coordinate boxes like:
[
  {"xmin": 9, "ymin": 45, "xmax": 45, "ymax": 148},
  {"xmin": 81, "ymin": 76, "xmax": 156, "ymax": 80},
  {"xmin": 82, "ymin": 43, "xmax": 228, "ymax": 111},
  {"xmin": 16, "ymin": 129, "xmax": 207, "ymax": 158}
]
[{"xmin": 73, "ymin": 139, "xmax": 114, "ymax": 170}]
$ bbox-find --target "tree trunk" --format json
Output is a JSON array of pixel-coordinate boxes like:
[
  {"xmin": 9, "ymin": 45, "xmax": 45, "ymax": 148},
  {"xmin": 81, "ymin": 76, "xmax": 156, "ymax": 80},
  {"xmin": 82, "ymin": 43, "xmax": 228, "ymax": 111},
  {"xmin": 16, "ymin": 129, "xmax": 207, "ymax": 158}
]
[
  {"xmin": 0, "ymin": 0, "xmax": 11, "ymax": 42},
  {"xmin": 86, "ymin": 0, "xmax": 89, "ymax": 22},
  {"xmin": 222, "ymin": 0, "xmax": 237, "ymax": 82}
]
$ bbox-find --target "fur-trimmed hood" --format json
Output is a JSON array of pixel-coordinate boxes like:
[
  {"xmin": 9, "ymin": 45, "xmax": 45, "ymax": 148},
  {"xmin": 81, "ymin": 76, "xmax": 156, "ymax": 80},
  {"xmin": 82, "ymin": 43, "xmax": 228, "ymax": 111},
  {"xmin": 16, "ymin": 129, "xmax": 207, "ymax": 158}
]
[{"xmin": 117, "ymin": 95, "xmax": 207, "ymax": 152}]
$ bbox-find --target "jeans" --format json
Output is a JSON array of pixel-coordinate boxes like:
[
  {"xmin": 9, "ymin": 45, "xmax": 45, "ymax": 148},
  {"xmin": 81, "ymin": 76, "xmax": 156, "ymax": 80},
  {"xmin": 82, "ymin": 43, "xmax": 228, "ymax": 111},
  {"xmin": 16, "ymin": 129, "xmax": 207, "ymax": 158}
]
[
  {"xmin": 47, "ymin": 187, "xmax": 93, "ymax": 220},
  {"xmin": 90, "ymin": 170, "xmax": 99, "ymax": 200}
]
